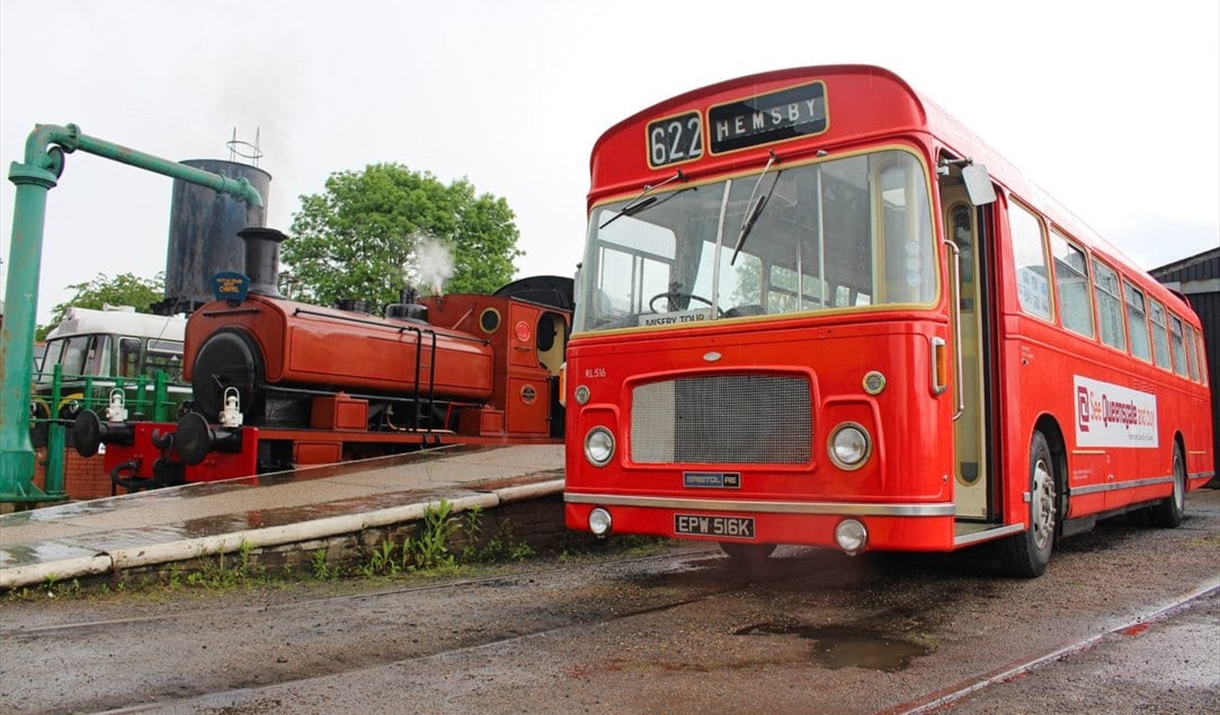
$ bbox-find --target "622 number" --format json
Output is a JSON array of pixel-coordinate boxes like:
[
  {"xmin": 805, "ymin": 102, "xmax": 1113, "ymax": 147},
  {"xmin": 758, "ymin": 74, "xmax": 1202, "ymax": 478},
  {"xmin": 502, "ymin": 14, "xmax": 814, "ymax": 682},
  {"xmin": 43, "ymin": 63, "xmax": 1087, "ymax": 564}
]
[{"xmin": 648, "ymin": 111, "xmax": 703, "ymax": 167}]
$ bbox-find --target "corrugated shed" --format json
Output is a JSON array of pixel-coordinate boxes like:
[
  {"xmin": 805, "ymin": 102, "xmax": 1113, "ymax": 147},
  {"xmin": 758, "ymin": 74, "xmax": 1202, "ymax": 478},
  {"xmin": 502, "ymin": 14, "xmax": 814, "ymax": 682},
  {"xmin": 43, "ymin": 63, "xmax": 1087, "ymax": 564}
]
[{"xmin": 1153, "ymin": 247, "xmax": 1219, "ymax": 481}]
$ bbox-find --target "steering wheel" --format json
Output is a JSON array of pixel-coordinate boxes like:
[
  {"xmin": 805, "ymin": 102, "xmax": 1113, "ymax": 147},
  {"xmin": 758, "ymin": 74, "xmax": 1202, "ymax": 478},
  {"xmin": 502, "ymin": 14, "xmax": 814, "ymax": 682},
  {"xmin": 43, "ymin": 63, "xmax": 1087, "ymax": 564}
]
[{"xmin": 648, "ymin": 292, "xmax": 720, "ymax": 315}]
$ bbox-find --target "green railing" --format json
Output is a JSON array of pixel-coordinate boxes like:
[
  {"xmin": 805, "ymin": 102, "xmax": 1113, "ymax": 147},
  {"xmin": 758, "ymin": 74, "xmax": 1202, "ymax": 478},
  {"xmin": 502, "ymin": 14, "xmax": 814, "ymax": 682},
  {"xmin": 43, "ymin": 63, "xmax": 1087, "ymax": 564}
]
[{"xmin": 30, "ymin": 364, "xmax": 192, "ymax": 498}]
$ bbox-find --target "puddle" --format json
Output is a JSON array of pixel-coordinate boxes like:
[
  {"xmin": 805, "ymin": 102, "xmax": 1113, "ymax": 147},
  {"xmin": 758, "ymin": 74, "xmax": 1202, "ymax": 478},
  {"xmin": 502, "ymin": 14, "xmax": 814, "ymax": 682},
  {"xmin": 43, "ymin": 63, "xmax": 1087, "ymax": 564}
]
[{"xmin": 735, "ymin": 622, "xmax": 929, "ymax": 672}]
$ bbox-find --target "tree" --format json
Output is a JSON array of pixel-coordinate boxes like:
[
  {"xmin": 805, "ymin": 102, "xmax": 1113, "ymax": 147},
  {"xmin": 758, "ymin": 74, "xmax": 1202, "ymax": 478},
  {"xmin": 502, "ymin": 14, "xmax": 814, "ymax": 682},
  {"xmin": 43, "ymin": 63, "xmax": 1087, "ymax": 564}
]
[
  {"xmin": 285, "ymin": 163, "xmax": 523, "ymax": 308},
  {"xmin": 37, "ymin": 272, "xmax": 164, "ymax": 341}
]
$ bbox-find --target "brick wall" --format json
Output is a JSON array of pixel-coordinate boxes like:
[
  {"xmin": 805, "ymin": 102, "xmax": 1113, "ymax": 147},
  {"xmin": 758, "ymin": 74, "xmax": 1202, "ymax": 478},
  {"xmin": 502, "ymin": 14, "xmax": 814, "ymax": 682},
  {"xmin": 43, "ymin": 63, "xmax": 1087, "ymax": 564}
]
[{"xmin": 33, "ymin": 448, "xmax": 115, "ymax": 501}]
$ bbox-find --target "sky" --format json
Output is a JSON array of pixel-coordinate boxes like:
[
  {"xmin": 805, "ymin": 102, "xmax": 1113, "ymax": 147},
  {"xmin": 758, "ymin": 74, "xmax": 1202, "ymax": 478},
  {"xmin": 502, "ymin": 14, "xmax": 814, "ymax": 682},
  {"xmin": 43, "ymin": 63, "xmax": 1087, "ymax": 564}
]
[{"xmin": 2, "ymin": 1, "xmax": 1217, "ymax": 326}]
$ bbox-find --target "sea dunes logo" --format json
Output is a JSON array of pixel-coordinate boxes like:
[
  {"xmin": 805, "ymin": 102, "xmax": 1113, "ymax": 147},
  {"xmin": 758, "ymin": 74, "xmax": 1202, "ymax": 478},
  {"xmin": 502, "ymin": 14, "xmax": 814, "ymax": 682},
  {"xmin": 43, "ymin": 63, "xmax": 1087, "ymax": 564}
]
[{"xmin": 1074, "ymin": 375, "xmax": 1158, "ymax": 448}]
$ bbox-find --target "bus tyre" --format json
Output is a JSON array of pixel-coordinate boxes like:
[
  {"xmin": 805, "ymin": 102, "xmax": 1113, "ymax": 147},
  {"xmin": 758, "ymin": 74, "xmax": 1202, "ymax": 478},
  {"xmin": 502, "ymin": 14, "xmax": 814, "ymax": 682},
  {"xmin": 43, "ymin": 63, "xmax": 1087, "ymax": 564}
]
[
  {"xmin": 1149, "ymin": 444, "xmax": 1186, "ymax": 528},
  {"xmin": 998, "ymin": 431, "xmax": 1057, "ymax": 578}
]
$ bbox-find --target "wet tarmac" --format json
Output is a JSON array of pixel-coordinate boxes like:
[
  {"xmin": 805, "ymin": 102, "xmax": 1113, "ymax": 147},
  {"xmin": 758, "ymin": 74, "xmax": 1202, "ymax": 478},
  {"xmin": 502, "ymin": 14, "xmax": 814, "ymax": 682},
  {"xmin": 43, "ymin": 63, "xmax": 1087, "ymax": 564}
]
[{"xmin": 0, "ymin": 443, "xmax": 564, "ymax": 589}]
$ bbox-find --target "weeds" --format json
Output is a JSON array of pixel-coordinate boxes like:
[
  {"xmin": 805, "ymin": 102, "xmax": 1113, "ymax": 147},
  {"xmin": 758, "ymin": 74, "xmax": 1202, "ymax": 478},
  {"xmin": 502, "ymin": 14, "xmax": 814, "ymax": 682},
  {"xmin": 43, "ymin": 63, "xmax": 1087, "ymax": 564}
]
[
  {"xmin": 462, "ymin": 505, "xmax": 485, "ymax": 559},
  {"xmin": 405, "ymin": 500, "xmax": 460, "ymax": 570},
  {"xmin": 181, "ymin": 539, "xmax": 263, "ymax": 589},
  {"xmin": 361, "ymin": 539, "xmax": 402, "ymax": 578},
  {"xmin": 37, "ymin": 575, "xmax": 81, "ymax": 599},
  {"xmin": 310, "ymin": 548, "xmax": 332, "ymax": 580}
]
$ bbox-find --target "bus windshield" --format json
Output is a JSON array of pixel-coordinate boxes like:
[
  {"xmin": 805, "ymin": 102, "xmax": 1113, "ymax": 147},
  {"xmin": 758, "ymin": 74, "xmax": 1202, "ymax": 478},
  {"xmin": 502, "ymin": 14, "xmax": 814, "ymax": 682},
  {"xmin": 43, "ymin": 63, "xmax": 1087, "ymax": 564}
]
[{"xmin": 574, "ymin": 149, "xmax": 936, "ymax": 333}]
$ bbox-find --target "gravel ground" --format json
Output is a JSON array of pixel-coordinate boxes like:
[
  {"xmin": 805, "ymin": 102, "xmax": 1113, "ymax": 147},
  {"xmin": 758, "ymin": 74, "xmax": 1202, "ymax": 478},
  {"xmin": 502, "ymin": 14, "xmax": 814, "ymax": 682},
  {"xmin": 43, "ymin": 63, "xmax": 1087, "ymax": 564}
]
[{"xmin": 2, "ymin": 489, "xmax": 1217, "ymax": 715}]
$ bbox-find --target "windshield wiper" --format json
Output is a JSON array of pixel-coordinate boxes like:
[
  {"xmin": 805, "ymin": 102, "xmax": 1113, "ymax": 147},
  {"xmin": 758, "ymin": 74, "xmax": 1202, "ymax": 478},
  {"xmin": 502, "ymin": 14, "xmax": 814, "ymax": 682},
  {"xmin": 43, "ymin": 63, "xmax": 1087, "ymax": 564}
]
[
  {"xmin": 599, "ymin": 169, "xmax": 689, "ymax": 229},
  {"xmin": 731, "ymin": 151, "xmax": 780, "ymax": 266}
]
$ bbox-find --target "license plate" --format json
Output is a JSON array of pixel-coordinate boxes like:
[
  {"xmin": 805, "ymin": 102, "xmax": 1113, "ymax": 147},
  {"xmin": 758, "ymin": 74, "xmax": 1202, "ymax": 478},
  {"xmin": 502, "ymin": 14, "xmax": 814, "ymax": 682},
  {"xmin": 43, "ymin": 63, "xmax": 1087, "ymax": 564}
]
[{"xmin": 674, "ymin": 514, "xmax": 755, "ymax": 539}]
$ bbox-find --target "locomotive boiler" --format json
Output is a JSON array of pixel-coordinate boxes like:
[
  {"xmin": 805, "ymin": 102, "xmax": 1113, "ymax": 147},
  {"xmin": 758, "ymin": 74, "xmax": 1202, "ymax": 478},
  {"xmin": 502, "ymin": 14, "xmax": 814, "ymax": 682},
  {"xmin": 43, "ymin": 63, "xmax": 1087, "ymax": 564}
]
[{"xmin": 73, "ymin": 227, "xmax": 571, "ymax": 489}]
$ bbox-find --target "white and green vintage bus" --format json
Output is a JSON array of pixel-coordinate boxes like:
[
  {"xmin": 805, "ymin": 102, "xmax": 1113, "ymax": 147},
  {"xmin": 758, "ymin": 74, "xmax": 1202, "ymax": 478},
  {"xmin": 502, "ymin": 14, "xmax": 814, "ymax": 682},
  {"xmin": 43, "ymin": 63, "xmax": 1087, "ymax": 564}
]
[{"xmin": 34, "ymin": 306, "xmax": 191, "ymax": 427}]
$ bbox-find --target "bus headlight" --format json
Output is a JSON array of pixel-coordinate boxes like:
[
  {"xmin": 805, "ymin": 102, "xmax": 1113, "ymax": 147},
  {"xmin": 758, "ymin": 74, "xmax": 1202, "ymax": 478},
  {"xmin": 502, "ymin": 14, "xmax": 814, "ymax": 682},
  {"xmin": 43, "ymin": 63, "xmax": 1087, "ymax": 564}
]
[
  {"xmin": 588, "ymin": 507, "xmax": 612, "ymax": 536},
  {"xmin": 829, "ymin": 423, "xmax": 872, "ymax": 470},
  {"xmin": 584, "ymin": 427, "xmax": 615, "ymax": 466}
]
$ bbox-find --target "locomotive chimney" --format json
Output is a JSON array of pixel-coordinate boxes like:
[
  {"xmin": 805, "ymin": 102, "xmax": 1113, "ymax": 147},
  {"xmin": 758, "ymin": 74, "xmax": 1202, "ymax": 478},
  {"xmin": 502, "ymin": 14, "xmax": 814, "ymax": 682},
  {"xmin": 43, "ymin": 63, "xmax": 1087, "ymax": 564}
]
[
  {"xmin": 237, "ymin": 227, "xmax": 286, "ymax": 297},
  {"xmin": 385, "ymin": 284, "xmax": 429, "ymax": 322}
]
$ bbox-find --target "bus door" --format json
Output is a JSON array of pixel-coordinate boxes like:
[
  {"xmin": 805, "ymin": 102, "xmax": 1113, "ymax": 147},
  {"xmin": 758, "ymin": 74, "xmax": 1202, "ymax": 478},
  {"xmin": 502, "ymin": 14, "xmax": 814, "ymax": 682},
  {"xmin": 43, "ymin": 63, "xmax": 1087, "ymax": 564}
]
[{"xmin": 940, "ymin": 159, "xmax": 998, "ymax": 520}]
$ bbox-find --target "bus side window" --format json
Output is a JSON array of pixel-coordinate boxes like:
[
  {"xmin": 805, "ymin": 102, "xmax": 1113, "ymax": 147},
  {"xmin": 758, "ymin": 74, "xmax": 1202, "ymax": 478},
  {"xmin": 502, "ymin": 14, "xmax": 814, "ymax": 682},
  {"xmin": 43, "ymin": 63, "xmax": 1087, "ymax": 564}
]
[
  {"xmin": 1149, "ymin": 299, "xmax": 1172, "ymax": 371},
  {"xmin": 1169, "ymin": 315, "xmax": 1189, "ymax": 378},
  {"xmin": 1009, "ymin": 201, "xmax": 1052, "ymax": 320},
  {"xmin": 119, "ymin": 337, "xmax": 141, "ymax": 378},
  {"xmin": 1049, "ymin": 230, "xmax": 1093, "ymax": 338},
  {"xmin": 1092, "ymin": 260, "xmax": 1126, "ymax": 351},
  {"xmin": 1196, "ymin": 327, "xmax": 1209, "ymax": 385},
  {"xmin": 1124, "ymin": 282, "xmax": 1152, "ymax": 362},
  {"xmin": 1185, "ymin": 326, "xmax": 1201, "ymax": 381},
  {"xmin": 145, "ymin": 339, "xmax": 185, "ymax": 381}
]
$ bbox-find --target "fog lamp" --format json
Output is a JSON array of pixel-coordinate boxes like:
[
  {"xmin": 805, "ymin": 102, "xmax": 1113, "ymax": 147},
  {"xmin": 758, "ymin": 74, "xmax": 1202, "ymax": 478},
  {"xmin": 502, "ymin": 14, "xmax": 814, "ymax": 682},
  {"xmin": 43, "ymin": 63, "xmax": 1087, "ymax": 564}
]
[
  {"xmin": 829, "ymin": 423, "xmax": 872, "ymax": 470},
  {"xmin": 588, "ymin": 507, "xmax": 612, "ymax": 536},
  {"xmin": 584, "ymin": 427, "xmax": 615, "ymax": 466},
  {"xmin": 835, "ymin": 519, "xmax": 868, "ymax": 555}
]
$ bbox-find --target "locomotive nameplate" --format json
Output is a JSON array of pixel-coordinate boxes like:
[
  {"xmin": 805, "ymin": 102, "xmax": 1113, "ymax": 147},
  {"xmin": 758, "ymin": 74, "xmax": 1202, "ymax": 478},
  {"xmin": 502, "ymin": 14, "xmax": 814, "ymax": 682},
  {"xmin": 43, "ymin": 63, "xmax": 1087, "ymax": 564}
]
[
  {"xmin": 674, "ymin": 514, "xmax": 755, "ymax": 539},
  {"xmin": 212, "ymin": 271, "xmax": 250, "ymax": 302}
]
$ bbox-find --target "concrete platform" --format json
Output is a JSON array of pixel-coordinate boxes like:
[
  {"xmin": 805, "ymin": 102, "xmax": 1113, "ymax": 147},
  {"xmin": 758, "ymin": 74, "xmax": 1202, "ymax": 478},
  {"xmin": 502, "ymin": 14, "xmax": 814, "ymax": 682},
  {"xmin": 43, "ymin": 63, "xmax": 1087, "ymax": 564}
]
[{"xmin": 0, "ymin": 444, "xmax": 565, "ymax": 590}]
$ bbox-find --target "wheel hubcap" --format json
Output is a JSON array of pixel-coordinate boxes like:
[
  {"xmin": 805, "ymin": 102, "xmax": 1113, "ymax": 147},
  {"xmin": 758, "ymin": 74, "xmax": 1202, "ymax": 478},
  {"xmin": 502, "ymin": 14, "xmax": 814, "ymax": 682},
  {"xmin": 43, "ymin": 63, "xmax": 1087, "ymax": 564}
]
[
  {"xmin": 1032, "ymin": 458, "xmax": 1055, "ymax": 551},
  {"xmin": 1174, "ymin": 453, "xmax": 1185, "ymax": 510}
]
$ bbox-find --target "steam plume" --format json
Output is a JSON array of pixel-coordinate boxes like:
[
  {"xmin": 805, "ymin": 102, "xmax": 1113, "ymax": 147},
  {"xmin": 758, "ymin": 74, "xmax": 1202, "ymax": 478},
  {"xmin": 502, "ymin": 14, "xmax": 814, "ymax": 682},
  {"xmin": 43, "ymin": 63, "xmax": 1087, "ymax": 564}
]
[{"xmin": 415, "ymin": 237, "xmax": 455, "ymax": 296}]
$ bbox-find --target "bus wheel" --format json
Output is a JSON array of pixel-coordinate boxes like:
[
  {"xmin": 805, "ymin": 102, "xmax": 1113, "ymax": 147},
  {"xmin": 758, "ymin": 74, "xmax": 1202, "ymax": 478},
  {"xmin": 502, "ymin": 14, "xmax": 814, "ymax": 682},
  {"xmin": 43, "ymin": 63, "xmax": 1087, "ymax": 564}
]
[
  {"xmin": 1149, "ymin": 443, "xmax": 1186, "ymax": 528},
  {"xmin": 719, "ymin": 542, "xmax": 776, "ymax": 568},
  {"xmin": 998, "ymin": 431, "xmax": 1057, "ymax": 578}
]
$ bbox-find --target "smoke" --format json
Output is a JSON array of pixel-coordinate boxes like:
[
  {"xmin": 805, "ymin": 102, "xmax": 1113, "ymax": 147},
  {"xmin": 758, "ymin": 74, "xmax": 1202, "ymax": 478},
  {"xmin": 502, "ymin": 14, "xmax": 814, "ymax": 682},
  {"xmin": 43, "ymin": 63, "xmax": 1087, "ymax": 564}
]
[{"xmin": 414, "ymin": 236, "xmax": 455, "ymax": 296}]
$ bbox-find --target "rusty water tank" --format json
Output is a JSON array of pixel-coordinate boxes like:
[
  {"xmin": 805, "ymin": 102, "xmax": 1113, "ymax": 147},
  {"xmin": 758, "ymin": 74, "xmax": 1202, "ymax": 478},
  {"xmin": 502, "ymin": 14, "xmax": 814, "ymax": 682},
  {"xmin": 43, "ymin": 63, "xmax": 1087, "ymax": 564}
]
[{"xmin": 164, "ymin": 159, "xmax": 272, "ymax": 310}]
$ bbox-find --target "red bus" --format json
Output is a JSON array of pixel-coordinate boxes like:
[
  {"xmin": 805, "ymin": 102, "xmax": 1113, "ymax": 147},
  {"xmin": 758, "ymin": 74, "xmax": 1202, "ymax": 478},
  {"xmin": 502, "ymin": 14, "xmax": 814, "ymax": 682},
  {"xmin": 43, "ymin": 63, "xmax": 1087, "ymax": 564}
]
[{"xmin": 562, "ymin": 65, "xmax": 1215, "ymax": 577}]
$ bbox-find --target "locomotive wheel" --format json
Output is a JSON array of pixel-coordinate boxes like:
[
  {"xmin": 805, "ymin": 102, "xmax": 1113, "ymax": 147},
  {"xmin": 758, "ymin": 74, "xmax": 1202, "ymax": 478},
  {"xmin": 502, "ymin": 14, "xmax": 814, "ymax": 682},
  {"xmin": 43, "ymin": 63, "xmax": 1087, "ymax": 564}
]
[{"xmin": 192, "ymin": 328, "xmax": 265, "ymax": 423}]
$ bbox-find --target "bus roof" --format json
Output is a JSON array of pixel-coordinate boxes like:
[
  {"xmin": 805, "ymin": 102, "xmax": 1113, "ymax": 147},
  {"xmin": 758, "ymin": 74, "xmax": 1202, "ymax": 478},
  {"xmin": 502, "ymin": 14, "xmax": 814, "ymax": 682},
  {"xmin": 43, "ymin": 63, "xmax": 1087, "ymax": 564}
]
[{"xmin": 45, "ymin": 306, "xmax": 186, "ymax": 343}]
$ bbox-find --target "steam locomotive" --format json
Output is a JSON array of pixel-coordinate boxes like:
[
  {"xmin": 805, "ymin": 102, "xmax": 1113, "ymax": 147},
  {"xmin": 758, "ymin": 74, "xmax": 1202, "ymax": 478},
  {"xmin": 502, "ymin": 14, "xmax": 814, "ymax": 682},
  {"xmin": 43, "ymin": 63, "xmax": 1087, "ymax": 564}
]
[{"xmin": 72, "ymin": 227, "xmax": 572, "ymax": 489}]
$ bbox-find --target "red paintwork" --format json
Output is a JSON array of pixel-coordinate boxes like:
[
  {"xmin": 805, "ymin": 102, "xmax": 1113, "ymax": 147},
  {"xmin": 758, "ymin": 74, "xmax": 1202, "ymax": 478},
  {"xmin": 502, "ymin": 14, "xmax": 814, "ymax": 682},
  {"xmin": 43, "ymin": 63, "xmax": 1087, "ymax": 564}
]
[
  {"xmin": 422, "ymin": 295, "xmax": 562, "ymax": 437},
  {"xmin": 564, "ymin": 65, "xmax": 1215, "ymax": 555},
  {"xmin": 185, "ymin": 294, "xmax": 495, "ymax": 402},
  {"xmin": 99, "ymin": 422, "xmax": 258, "ymax": 486}
]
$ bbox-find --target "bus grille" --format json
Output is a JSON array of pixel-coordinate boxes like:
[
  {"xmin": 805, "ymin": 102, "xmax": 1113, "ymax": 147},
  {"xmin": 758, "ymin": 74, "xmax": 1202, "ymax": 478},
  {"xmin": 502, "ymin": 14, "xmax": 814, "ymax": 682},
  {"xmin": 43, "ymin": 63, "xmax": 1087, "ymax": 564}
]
[{"xmin": 630, "ymin": 374, "xmax": 812, "ymax": 464}]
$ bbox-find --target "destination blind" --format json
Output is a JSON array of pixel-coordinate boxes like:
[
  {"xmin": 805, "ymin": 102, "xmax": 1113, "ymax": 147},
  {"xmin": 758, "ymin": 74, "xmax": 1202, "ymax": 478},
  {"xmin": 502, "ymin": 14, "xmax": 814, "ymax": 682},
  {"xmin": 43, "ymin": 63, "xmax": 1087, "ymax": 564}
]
[{"xmin": 709, "ymin": 81, "xmax": 827, "ymax": 154}]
